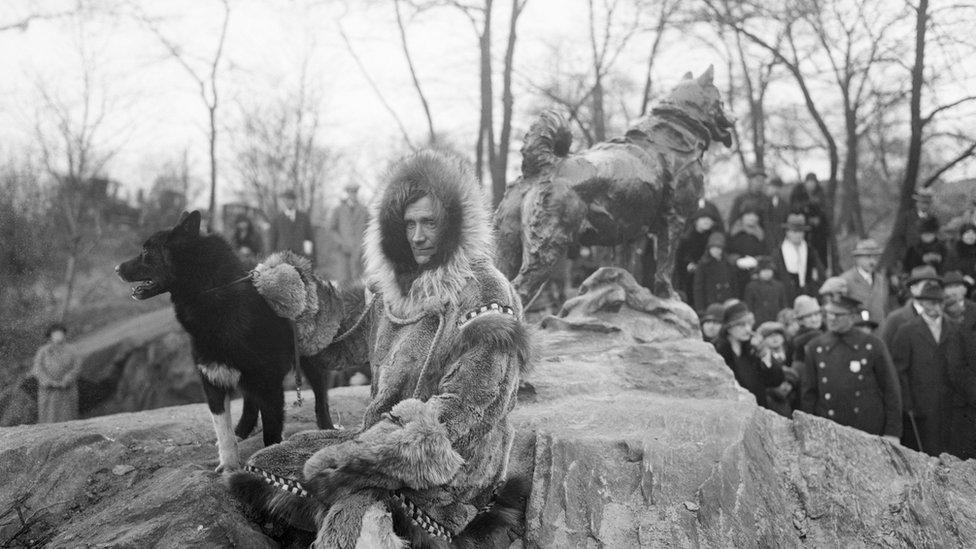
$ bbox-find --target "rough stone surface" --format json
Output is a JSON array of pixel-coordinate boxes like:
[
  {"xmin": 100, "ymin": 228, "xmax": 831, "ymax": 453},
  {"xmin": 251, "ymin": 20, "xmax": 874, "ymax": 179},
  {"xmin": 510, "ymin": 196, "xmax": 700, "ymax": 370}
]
[{"xmin": 3, "ymin": 270, "xmax": 976, "ymax": 547}]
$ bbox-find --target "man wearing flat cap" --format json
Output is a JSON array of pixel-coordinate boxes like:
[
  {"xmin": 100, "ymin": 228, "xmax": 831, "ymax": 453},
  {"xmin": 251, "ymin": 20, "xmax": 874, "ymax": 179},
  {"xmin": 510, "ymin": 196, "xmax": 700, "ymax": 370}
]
[
  {"xmin": 270, "ymin": 189, "xmax": 315, "ymax": 261},
  {"xmin": 890, "ymin": 281, "xmax": 971, "ymax": 456},
  {"xmin": 840, "ymin": 238, "xmax": 891, "ymax": 326},
  {"xmin": 801, "ymin": 294, "xmax": 902, "ymax": 440}
]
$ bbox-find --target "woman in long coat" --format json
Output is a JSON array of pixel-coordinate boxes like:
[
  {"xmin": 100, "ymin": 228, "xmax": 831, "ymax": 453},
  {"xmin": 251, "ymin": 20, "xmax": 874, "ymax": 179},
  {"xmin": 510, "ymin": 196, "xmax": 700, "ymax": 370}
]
[{"xmin": 31, "ymin": 323, "xmax": 82, "ymax": 423}]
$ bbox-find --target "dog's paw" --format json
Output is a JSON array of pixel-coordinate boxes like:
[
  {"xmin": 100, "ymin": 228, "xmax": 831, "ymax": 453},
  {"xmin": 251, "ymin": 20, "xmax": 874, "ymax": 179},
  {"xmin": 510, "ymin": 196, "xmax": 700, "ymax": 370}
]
[{"xmin": 215, "ymin": 459, "xmax": 241, "ymax": 473}]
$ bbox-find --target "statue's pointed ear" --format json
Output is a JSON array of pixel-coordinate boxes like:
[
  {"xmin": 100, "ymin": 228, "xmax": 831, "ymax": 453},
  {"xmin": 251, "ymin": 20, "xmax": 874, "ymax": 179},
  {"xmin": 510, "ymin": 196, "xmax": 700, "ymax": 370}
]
[
  {"xmin": 172, "ymin": 210, "xmax": 201, "ymax": 238},
  {"xmin": 698, "ymin": 65, "xmax": 715, "ymax": 85},
  {"xmin": 683, "ymin": 71, "xmax": 693, "ymax": 80}
]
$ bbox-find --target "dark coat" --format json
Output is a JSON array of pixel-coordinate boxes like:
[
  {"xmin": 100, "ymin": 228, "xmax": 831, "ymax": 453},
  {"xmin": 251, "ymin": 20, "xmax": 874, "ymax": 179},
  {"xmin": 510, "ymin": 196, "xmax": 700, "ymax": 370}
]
[
  {"xmin": 801, "ymin": 329, "xmax": 902, "ymax": 437},
  {"xmin": 946, "ymin": 334, "xmax": 976, "ymax": 459},
  {"xmin": 879, "ymin": 301, "xmax": 920, "ymax": 352},
  {"xmin": 764, "ymin": 194, "xmax": 791, "ymax": 245},
  {"xmin": 789, "ymin": 185, "xmax": 830, "ymax": 263},
  {"xmin": 945, "ymin": 299, "xmax": 976, "ymax": 335},
  {"xmin": 743, "ymin": 278, "xmax": 788, "ymax": 325},
  {"xmin": 675, "ymin": 228, "xmax": 716, "ymax": 299},
  {"xmin": 715, "ymin": 338, "xmax": 784, "ymax": 409},
  {"xmin": 692, "ymin": 253, "xmax": 737, "ymax": 312},
  {"xmin": 728, "ymin": 229, "xmax": 769, "ymax": 260},
  {"xmin": 897, "ymin": 209, "xmax": 930, "ymax": 251},
  {"xmin": 903, "ymin": 239, "xmax": 947, "ymax": 274},
  {"xmin": 946, "ymin": 241, "xmax": 976, "ymax": 280},
  {"xmin": 269, "ymin": 211, "xmax": 315, "ymax": 257},
  {"xmin": 729, "ymin": 190, "xmax": 771, "ymax": 229},
  {"xmin": 891, "ymin": 316, "xmax": 964, "ymax": 455},
  {"xmin": 771, "ymin": 243, "xmax": 825, "ymax": 302}
]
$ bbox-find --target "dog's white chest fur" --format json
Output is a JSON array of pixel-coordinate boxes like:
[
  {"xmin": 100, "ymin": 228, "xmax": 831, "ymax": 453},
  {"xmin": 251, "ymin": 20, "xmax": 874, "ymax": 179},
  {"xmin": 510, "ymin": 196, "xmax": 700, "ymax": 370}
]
[{"xmin": 197, "ymin": 363, "xmax": 241, "ymax": 388}]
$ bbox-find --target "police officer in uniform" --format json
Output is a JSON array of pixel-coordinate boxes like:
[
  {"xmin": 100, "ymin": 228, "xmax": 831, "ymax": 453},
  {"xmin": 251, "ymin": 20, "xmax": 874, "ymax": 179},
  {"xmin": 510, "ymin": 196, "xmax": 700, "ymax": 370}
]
[{"xmin": 800, "ymin": 294, "xmax": 902, "ymax": 441}]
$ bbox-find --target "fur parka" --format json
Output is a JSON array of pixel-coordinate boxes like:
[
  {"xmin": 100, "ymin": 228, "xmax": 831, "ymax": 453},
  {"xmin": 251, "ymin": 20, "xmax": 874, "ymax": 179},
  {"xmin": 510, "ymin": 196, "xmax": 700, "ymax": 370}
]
[{"xmin": 231, "ymin": 150, "xmax": 531, "ymax": 548}]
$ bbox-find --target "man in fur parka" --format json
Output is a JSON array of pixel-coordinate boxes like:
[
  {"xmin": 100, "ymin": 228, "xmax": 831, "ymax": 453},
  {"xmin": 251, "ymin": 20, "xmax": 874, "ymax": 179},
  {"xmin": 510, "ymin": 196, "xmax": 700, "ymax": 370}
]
[{"xmin": 229, "ymin": 149, "xmax": 531, "ymax": 548}]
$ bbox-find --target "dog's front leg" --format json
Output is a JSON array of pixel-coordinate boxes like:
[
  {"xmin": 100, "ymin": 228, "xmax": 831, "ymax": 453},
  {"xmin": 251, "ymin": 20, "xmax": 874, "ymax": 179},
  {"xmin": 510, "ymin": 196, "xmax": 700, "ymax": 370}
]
[{"xmin": 201, "ymin": 370, "xmax": 240, "ymax": 472}]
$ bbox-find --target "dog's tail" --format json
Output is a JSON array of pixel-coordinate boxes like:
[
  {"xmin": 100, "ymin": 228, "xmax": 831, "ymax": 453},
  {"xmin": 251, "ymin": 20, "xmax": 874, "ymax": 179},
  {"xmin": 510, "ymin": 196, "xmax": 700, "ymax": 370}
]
[
  {"xmin": 521, "ymin": 110, "xmax": 572, "ymax": 177},
  {"xmin": 451, "ymin": 476, "xmax": 531, "ymax": 549}
]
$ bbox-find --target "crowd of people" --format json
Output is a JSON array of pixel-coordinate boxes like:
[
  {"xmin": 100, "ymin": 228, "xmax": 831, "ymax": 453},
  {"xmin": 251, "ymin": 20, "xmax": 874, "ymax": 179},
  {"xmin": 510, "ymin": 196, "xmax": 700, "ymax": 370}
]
[{"xmin": 696, "ymin": 170, "xmax": 976, "ymax": 459}]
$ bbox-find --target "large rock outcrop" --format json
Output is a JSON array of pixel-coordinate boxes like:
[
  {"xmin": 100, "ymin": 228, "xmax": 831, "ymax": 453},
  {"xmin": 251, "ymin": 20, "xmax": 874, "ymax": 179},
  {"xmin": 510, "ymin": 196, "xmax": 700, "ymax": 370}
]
[{"xmin": 2, "ymin": 267, "xmax": 975, "ymax": 547}]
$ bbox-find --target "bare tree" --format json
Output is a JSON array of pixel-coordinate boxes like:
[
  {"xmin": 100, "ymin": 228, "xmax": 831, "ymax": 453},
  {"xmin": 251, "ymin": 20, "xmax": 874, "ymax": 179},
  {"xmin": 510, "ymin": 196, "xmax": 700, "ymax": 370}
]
[
  {"xmin": 32, "ymin": 30, "xmax": 120, "ymax": 319},
  {"xmin": 394, "ymin": 0, "xmax": 437, "ymax": 144},
  {"xmin": 138, "ymin": 0, "xmax": 231, "ymax": 229},
  {"xmin": 637, "ymin": 0, "xmax": 680, "ymax": 117}
]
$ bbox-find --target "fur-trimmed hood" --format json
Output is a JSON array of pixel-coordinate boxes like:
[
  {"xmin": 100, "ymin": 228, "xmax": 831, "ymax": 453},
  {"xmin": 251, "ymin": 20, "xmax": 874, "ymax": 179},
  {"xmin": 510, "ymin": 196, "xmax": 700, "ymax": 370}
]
[{"xmin": 364, "ymin": 150, "xmax": 495, "ymax": 318}]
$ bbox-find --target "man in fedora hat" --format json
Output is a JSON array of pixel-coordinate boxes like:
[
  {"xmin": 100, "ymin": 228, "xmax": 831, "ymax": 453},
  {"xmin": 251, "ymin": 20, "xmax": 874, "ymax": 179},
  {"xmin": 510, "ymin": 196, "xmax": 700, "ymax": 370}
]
[
  {"xmin": 269, "ymin": 189, "xmax": 315, "ymax": 261},
  {"xmin": 772, "ymin": 212, "xmax": 825, "ymax": 302},
  {"xmin": 840, "ymin": 238, "xmax": 891, "ymax": 326},
  {"xmin": 890, "ymin": 280, "xmax": 968, "ymax": 455},
  {"xmin": 943, "ymin": 270, "xmax": 976, "ymax": 334},
  {"xmin": 879, "ymin": 265, "xmax": 942, "ymax": 352},
  {"xmin": 330, "ymin": 181, "xmax": 369, "ymax": 281},
  {"xmin": 801, "ymin": 294, "xmax": 902, "ymax": 440}
]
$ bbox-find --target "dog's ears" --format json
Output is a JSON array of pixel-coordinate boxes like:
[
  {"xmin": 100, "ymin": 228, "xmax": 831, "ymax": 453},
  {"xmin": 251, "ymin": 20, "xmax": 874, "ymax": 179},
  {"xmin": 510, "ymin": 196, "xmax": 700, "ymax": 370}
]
[
  {"xmin": 697, "ymin": 65, "xmax": 714, "ymax": 85},
  {"xmin": 172, "ymin": 210, "xmax": 202, "ymax": 239}
]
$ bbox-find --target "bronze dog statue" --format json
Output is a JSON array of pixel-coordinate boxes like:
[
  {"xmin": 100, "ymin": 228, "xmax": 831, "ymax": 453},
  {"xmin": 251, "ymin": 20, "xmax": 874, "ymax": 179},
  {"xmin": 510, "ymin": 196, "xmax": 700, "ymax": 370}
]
[{"xmin": 495, "ymin": 66, "xmax": 733, "ymax": 302}]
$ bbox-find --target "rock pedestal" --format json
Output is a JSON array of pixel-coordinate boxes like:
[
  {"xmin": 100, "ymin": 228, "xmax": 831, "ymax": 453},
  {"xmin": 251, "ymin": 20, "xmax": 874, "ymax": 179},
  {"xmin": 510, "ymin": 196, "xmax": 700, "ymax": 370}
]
[{"xmin": 2, "ymin": 268, "xmax": 976, "ymax": 547}]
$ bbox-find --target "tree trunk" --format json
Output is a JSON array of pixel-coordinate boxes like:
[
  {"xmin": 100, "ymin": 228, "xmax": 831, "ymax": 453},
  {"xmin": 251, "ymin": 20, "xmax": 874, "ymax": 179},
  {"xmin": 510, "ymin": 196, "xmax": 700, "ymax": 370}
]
[
  {"xmin": 491, "ymin": 0, "xmax": 524, "ymax": 206},
  {"xmin": 208, "ymin": 104, "xmax": 218, "ymax": 231},
  {"xmin": 475, "ymin": 0, "xmax": 494, "ymax": 183},
  {"xmin": 881, "ymin": 0, "xmax": 927, "ymax": 269},
  {"xmin": 591, "ymin": 74, "xmax": 606, "ymax": 143},
  {"xmin": 836, "ymin": 105, "xmax": 866, "ymax": 238}
]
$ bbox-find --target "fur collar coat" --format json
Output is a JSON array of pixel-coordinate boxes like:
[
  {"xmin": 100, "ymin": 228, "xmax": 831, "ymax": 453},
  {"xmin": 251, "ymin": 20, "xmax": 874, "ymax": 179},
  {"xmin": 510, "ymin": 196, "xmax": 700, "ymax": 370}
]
[{"xmin": 232, "ymin": 150, "xmax": 531, "ymax": 548}]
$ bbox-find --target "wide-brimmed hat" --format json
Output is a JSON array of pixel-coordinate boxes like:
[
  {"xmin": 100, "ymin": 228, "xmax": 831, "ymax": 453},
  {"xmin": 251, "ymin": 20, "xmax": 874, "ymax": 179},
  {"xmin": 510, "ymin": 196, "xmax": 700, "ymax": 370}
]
[
  {"xmin": 943, "ymin": 270, "xmax": 972, "ymax": 289},
  {"xmin": 757, "ymin": 321, "xmax": 786, "ymax": 339},
  {"xmin": 818, "ymin": 276, "xmax": 849, "ymax": 297},
  {"xmin": 913, "ymin": 187, "xmax": 935, "ymax": 203},
  {"xmin": 280, "ymin": 189, "xmax": 297, "ymax": 200},
  {"xmin": 793, "ymin": 295, "xmax": 821, "ymax": 318},
  {"xmin": 782, "ymin": 213, "xmax": 810, "ymax": 232},
  {"xmin": 700, "ymin": 303, "xmax": 725, "ymax": 323},
  {"xmin": 852, "ymin": 238, "xmax": 883, "ymax": 257},
  {"xmin": 906, "ymin": 265, "xmax": 941, "ymax": 287},
  {"xmin": 915, "ymin": 280, "xmax": 945, "ymax": 302},
  {"xmin": 723, "ymin": 301, "xmax": 753, "ymax": 327},
  {"xmin": 707, "ymin": 231, "xmax": 727, "ymax": 249}
]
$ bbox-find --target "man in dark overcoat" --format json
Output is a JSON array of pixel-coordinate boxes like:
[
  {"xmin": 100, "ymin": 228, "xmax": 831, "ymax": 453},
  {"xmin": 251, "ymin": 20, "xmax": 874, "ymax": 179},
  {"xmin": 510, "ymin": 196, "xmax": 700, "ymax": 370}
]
[
  {"xmin": 890, "ymin": 281, "xmax": 968, "ymax": 456},
  {"xmin": 879, "ymin": 265, "xmax": 942, "ymax": 351},
  {"xmin": 269, "ymin": 189, "xmax": 315, "ymax": 261},
  {"xmin": 801, "ymin": 295, "xmax": 902, "ymax": 440}
]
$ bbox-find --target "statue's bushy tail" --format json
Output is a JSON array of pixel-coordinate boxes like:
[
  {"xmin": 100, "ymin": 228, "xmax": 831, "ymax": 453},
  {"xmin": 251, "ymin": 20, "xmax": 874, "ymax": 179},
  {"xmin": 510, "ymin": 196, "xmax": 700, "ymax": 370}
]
[{"xmin": 521, "ymin": 110, "xmax": 572, "ymax": 177}]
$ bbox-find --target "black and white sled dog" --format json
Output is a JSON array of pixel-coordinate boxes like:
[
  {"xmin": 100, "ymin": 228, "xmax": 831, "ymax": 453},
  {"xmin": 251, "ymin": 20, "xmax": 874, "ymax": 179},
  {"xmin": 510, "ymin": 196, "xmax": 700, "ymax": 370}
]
[{"xmin": 116, "ymin": 211, "xmax": 369, "ymax": 471}]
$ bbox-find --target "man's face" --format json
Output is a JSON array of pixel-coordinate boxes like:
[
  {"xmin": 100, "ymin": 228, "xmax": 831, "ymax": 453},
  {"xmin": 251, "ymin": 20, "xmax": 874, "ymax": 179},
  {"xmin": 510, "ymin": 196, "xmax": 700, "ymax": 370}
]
[
  {"xmin": 759, "ymin": 268, "xmax": 774, "ymax": 281},
  {"xmin": 283, "ymin": 197, "xmax": 296, "ymax": 211},
  {"xmin": 786, "ymin": 229, "xmax": 805, "ymax": 245},
  {"xmin": 823, "ymin": 304, "xmax": 854, "ymax": 333},
  {"xmin": 963, "ymin": 230, "xmax": 976, "ymax": 245},
  {"xmin": 799, "ymin": 311, "xmax": 823, "ymax": 330},
  {"xmin": 945, "ymin": 284, "xmax": 967, "ymax": 302},
  {"xmin": 855, "ymin": 255, "xmax": 878, "ymax": 273},
  {"xmin": 708, "ymin": 246, "xmax": 723, "ymax": 260},
  {"xmin": 742, "ymin": 212, "xmax": 759, "ymax": 228},
  {"xmin": 919, "ymin": 298, "xmax": 943, "ymax": 319},
  {"xmin": 50, "ymin": 330, "xmax": 66, "ymax": 344},
  {"xmin": 404, "ymin": 195, "xmax": 442, "ymax": 266}
]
